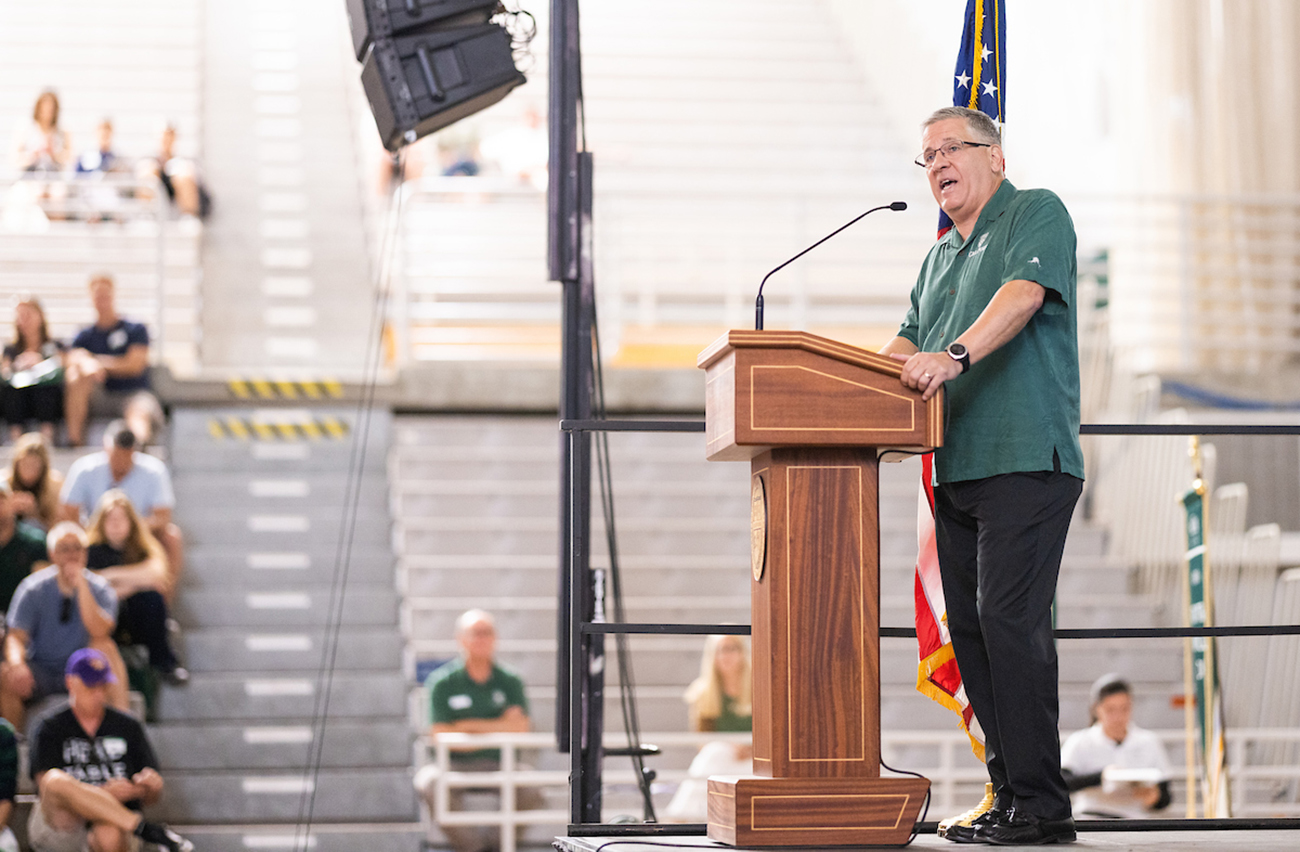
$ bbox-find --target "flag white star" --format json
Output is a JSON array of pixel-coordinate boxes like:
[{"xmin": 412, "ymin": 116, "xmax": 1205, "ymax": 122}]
[
  {"xmin": 955, "ymin": 70, "xmax": 971, "ymax": 90},
  {"xmin": 982, "ymin": 80, "xmax": 998, "ymax": 98},
  {"xmin": 980, "ymin": 43, "xmax": 992, "ymax": 63}
]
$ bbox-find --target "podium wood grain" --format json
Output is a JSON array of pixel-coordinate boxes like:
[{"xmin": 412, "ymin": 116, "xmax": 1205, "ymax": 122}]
[{"xmin": 699, "ymin": 330, "xmax": 940, "ymax": 846}]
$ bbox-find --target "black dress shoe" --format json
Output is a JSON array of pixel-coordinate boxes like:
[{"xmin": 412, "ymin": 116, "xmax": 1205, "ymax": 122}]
[
  {"xmin": 946, "ymin": 807, "xmax": 1008, "ymax": 843},
  {"xmin": 979, "ymin": 809, "xmax": 1076, "ymax": 846}
]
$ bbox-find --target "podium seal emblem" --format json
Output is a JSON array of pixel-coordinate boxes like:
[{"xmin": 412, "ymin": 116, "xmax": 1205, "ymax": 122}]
[{"xmin": 751, "ymin": 473, "xmax": 767, "ymax": 581}]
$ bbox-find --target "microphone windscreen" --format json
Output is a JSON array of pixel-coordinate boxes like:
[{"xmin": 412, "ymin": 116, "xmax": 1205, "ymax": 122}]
[{"xmin": 890, "ymin": 201, "xmax": 908, "ymax": 211}]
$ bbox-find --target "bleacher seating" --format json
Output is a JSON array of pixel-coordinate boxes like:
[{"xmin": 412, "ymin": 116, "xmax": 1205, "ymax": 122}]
[
  {"xmin": 389, "ymin": 413, "xmax": 1198, "ymax": 819},
  {"xmin": 392, "ymin": 0, "xmax": 936, "ymax": 367},
  {"xmin": 0, "ymin": 0, "xmax": 204, "ymax": 377},
  {"xmin": 0, "ymin": 0, "xmax": 202, "ymax": 162}
]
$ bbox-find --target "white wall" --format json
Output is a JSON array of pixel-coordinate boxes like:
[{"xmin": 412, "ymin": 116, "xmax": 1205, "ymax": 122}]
[{"xmin": 825, "ymin": 0, "xmax": 1123, "ymax": 198}]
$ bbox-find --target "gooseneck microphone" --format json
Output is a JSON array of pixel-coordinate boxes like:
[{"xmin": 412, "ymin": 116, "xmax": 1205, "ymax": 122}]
[{"xmin": 755, "ymin": 201, "xmax": 908, "ymax": 330}]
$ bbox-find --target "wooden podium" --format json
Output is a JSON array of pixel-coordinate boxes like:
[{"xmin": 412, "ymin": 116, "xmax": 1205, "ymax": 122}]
[{"xmin": 696, "ymin": 330, "xmax": 942, "ymax": 847}]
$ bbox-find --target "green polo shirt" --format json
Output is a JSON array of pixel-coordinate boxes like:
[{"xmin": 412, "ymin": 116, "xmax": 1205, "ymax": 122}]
[
  {"xmin": 899, "ymin": 180, "xmax": 1084, "ymax": 484},
  {"xmin": 426, "ymin": 658, "xmax": 529, "ymax": 764},
  {"xmin": 0, "ymin": 521, "xmax": 47, "ymax": 612}
]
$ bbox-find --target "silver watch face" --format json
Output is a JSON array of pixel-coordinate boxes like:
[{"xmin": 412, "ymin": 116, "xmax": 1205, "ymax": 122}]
[{"xmin": 948, "ymin": 343, "xmax": 967, "ymax": 360}]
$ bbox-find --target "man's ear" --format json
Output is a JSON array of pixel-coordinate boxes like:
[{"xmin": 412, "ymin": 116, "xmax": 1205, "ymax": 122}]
[{"xmin": 990, "ymin": 144, "xmax": 1006, "ymax": 175}]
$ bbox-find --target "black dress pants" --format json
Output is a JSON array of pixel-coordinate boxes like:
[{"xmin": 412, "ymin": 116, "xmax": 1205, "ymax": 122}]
[{"xmin": 934, "ymin": 470, "xmax": 1083, "ymax": 821}]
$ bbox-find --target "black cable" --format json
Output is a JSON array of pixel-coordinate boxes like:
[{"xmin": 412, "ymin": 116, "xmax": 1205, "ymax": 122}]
[
  {"xmin": 589, "ymin": 842, "xmax": 728, "ymax": 852},
  {"xmin": 591, "ymin": 270, "xmax": 657, "ymax": 821},
  {"xmin": 879, "ymin": 758, "xmax": 931, "ymax": 845},
  {"xmin": 580, "ymin": 621, "xmax": 1300, "ymax": 640},
  {"xmin": 568, "ymin": 0, "xmax": 652, "ymax": 821},
  {"xmin": 291, "ymin": 150, "xmax": 407, "ymax": 851}
]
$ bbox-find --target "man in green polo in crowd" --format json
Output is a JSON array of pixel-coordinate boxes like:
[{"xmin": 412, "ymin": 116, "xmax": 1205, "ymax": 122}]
[
  {"xmin": 0, "ymin": 485, "xmax": 48, "ymax": 614},
  {"xmin": 880, "ymin": 106, "xmax": 1084, "ymax": 846},
  {"xmin": 417, "ymin": 609, "xmax": 538, "ymax": 852}
]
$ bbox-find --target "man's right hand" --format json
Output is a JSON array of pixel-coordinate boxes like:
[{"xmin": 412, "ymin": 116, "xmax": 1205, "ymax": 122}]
[{"xmin": 101, "ymin": 777, "xmax": 139, "ymax": 803}]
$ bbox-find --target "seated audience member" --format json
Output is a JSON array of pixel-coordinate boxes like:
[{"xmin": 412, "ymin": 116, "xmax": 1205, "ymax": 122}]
[
  {"xmin": 7, "ymin": 432, "xmax": 64, "ymax": 530},
  {"xmin": 28, "ymin": 648, "xmax": 192, "ymax": 852},
  {"xmin": 2, "ymin": 297, "xmax": 64, "ymax": 444},
  {"xmin": 664, "ymin": 634, "xmax": 753, "ymax": 822},
  {"xmin": 0, "ymin": 716, "xmax": 16, "ymax": 852},
  {"xmin": 75, "ymin": 118, "xmax": 128, "ymax": 176},
  {"xmin": 0, "ymin": 522, "xmax": 126, "ymax": 730},
  {"xmin": 0, "ymin": 484, "xmax": 48, "ymax": 615},
  {"xmin": 62, "ymin": 273, "xmax": 162, "ymax": 447},
  {"xmin": 85, "ymin": 490, "xmax": 186, "ymax": 685},
  {"xmin": 414, "ymin": 609, "xmax": 539, "ymax": 852},
  {"xmin": 61, "ymin": 420, "xmax": 182, "ymax": 594},
  {"xmin": 9, "ymin": 90, "xmax": 70, "ymax": 174},
  {"xmin": 137, "ymin": 123, "xmax": 206, "ymax": 219},
  {"xmin": 1060, "ymin": 673, "xmax": 1173, "ymax": 819},
  {"xmin": 75, "ymin": 118, "xmax": 132, "ymax": 222}
]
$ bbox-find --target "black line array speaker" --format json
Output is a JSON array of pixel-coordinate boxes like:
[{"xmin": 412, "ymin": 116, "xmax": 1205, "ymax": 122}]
[{"xmin": 346, "ymin": 0, "xmax": 527, "ymax": 151}]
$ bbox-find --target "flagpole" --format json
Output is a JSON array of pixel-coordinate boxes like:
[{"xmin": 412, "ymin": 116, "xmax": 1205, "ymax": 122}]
[{"xmin": 1182, "ymin": 437, "xmax": 1201, "ymax": 817}]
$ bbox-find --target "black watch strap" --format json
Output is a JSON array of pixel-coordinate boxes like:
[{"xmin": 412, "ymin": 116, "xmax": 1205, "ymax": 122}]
[{"xmin": 947, "ymin": 342, "xmax": 970, "ymax": 373}]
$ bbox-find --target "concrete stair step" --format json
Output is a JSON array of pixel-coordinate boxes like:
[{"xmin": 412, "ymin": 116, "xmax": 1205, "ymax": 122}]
[
  {"xmin": 178, "ymin": 506, "xmax": 390, "ymax": 546},
  {"xmin": 393, "ymin": 417, "xmax": 556, "ymax": 449},
  {"xmin": 156, "ymin": 671, "xmax": 407, "ymax": 720},
  {"xmin": 404, "ymin": 605, "xmax": 750, "ymax": 643},
  {"xmin": 151, "ymin": 720, "xmax": 412, "ymax": 770},
  {"xmin": 150, "ymin": 768, "xmax": 418, "ymax": 823},
  {"xmin": 170, "ymin": 407, "xmax": 389, "ymax": 443},
  {"xmin": 395, "ymin": 491, "xmax": 750, "ymax": 522},
  {"xmin": 173, "ymin": 473, "xmax": 388, "ymax": 507},
  {"xmin": 415, "ymin": 637, "xmax": 1186, "ymax": 693},
  {"xmin": 398, "ymin": 527, "xmax": 749, "ymax": 558},
  {"xmin": 401, "ymin": 560, "xmax": 749, "ymax": 598},
  {"xmin": 171, "ymin": 440, "xmax": 387, "ymax": 473},
  {"xmin": 183, "ymin": 546, "xmax": 394, "ymax": 585},
  {"xmin": 182, "ymin": 628, "xmax": 402, "ymax": 673},
  {"xmin": 175, "ymin": 587, "xmax": 398, "ymax": 628},
  {"xmin": 160, "ymin": 825, "xmax": 424, "ymax": 852}
]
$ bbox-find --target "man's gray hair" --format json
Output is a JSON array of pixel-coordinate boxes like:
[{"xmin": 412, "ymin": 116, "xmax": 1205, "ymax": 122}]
[
  {"xmin": 922, "ymin": 106, "xmax": 1001, "ymax": 145},
  {"xmin": 47, "ymin": 521, "xmax": 88, "ymax": 553},
  {"xmin": 455, "ymin": 608, "xmax": 495, "ymax": 637}
]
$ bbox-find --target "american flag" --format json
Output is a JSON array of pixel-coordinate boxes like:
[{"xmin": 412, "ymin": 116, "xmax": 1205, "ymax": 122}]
[
  {"xmin": 938, "ymin": 0, "xmax": 1006, "ymax": 238},
  {"xmin": 913, "ymin": 0, "xmax": 1007, "ymax": 761}
]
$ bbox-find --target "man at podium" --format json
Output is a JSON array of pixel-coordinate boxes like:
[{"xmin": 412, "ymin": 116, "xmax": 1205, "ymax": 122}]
[{"xmin": 880, "ymin": 106, "xmax": 1085, "ymax": 846}]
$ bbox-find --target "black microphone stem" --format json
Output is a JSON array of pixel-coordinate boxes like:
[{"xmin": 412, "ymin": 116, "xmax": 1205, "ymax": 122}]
[{"xmin": 754, "ymin": 201, "xmax": 906, "ymax": 330}]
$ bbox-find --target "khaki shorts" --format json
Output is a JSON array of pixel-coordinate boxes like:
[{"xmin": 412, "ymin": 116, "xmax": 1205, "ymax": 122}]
[{"xmin": 28, "ymin": 800, "xmax": 141, "ymax": 852}]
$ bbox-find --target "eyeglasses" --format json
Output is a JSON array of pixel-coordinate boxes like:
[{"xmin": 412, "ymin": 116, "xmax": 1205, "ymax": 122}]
[
  {"xmin": 59, "ymin": 595, "xmax": 73, "ymax": 623},
  {"xmin": 915, "ymin": 140, "xmax": 993, "ymax": 169}
]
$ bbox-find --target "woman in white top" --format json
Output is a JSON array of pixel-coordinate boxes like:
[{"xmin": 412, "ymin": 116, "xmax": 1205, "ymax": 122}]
[
  {"xmin": 11, "ymin": 90, "xmax": 70, "ymax": 173},
  {"xmin": 1060, "ymin": 673, "xmax": 1173, "ymax": 819}
]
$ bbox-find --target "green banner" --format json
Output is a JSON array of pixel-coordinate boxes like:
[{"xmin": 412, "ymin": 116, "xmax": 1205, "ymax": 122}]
[
  {"xmin": 1182, "ymin": 487, "xmax": 1210, "ymax": 758},
  {"xmin": 1182, "ymin": 481, "xmax": 1231, "ymax": 817}
]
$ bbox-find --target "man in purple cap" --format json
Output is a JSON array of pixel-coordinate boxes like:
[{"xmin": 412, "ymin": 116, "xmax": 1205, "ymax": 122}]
[{"xmin": 28, "ymin": 648, "xmax": 191, "ymax": 852}]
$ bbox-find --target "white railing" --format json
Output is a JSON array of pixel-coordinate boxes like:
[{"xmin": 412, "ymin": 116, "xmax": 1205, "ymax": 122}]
[
  {"xmin": 390, "ymin": 183, "xmax": 1300, "ymax": 373},
  {"xmin": 415, "ymin": 730, "xmax": 751, "ymax": 852},
  {"xmin": 0, "ymin": 173, "xmax": 201, "ymax": 377},
  {"xmin": 412, "ymin": 725, "xmax": 1300, "ymax": 850}
]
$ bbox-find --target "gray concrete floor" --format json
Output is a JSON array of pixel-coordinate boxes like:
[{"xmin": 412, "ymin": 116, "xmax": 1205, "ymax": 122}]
[{"xmin": 558, "ymin": 828, "xmax": 1300, "ymax": 852}]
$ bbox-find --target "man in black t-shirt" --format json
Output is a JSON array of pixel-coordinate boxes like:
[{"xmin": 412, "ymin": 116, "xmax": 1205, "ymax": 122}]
[
  {"xmin": 62, "ymin": 273, "xmax": 162, "ymax": 447},
  {"xmin": 28, "ymin": 648, "xmax": 190, "ymax": 852}
]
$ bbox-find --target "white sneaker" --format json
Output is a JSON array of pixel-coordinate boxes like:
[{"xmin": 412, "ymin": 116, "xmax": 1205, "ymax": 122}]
[{"xmin": 937, "ymin": 781, "xmax": 995, "ymax": 838}]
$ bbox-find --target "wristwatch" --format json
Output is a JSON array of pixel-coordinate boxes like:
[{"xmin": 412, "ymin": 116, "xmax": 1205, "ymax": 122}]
[{"xmin": 947, "ymin": 342, "xmax": 970, "ymax": 373}]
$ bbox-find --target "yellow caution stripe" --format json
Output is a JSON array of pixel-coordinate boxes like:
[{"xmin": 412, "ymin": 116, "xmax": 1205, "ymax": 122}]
[
  {"xmin": 227, "ymin": 378, "xmax": 345, "ymax": 400},
  {"xmin": 207, "ymin": 416, "xmax": 350, "ymax": 441}
]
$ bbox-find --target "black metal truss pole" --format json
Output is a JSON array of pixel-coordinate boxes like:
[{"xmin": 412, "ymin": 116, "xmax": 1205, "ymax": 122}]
[{"xmin": 550, "ymin": 0, "xmax": 603, "ymax": 825}]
